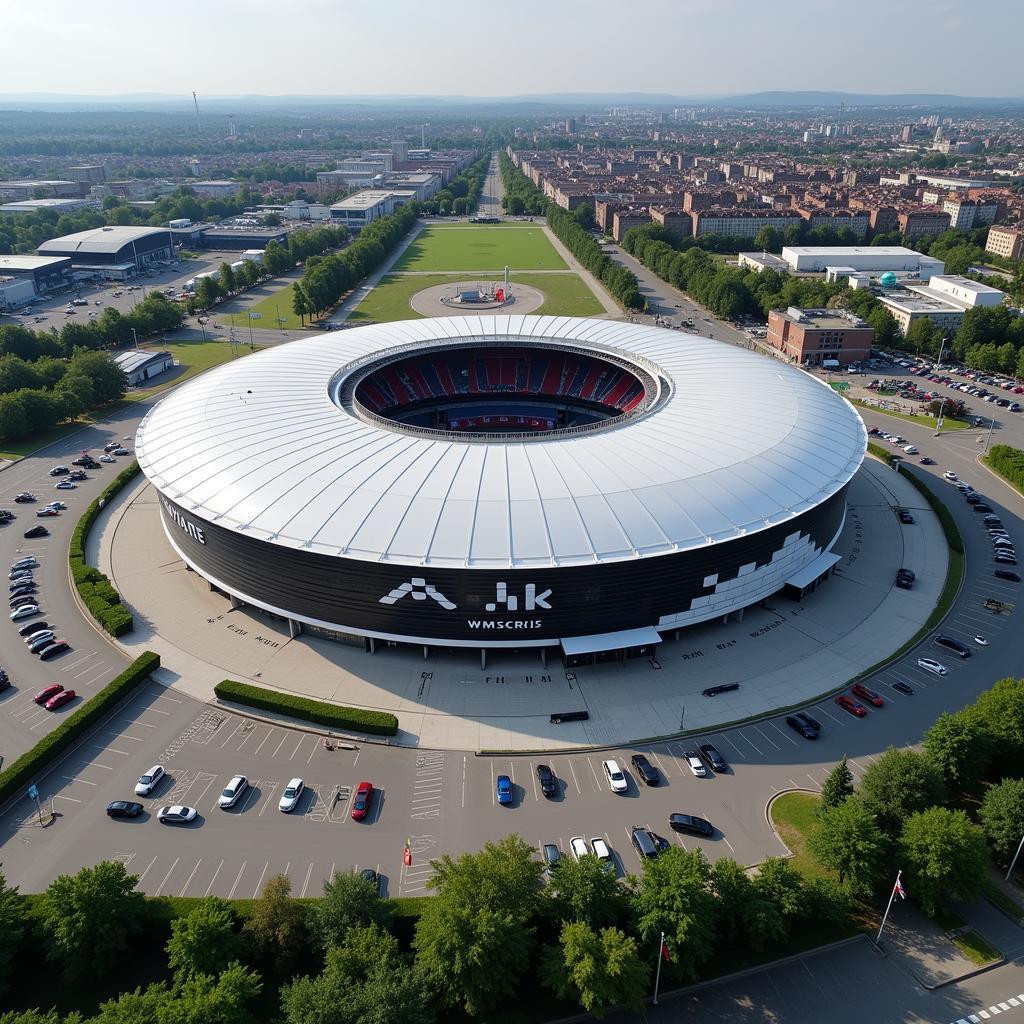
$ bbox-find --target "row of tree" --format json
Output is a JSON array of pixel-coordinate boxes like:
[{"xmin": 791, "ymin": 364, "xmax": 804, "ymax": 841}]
[
  {"xmin": 291, "ymin": 202, "xmax": 421, "ymax": 321},
  {"xmin": 499, "ymin": 154, "xmax": 550, "ymax": 217},
  {"xmin": 419, "ymin": 153, "xmax": 488, "ymax": 217},
  {"xmin": 807, "ymin": 674, "xmax": 1024, "ymax": 917}
]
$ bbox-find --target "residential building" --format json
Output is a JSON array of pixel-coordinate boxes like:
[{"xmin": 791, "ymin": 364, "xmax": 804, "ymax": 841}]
[
  {"xmin": 986, "ymin": 225, "xmax": 1024, "ymax": 261},
  {"xmin": 941, "ymin": 197, "xmax": 999, "ymax": 231},
  {"xmin": 191, "ymin": 180, "xmax": 240, "ymax": 198},
  {"xmin": 690, "ymin": 208, "xmax": 802, "ymax": 238},
  {"xmin": 766, "ymin": 307, "xmax": 874, "ymax": 367},
  {"xmin": 897, "ymin": 209, "xmax": 952, "ymax": 237},
  {"xmin": 611, "ymin": 208, "xmax": 651, "ymax": 242}
]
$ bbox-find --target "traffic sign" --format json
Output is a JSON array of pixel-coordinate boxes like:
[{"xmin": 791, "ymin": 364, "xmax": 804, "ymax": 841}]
[
  {"xmin": 28, "ymin": 784, "xmax": 38, "ymax": 800},
  {"xmin": 247, "ymin": 312, "xmax": 261, "ymax": 319}
]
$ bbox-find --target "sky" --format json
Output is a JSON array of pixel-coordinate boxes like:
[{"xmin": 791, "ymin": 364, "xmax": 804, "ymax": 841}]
[{"xmin": 2, "ymin": 0, "xmax": 1021, "ymax": 98}]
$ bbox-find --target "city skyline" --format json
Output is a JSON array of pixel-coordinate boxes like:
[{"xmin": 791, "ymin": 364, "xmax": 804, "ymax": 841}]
[{"xmin": 3, "ymin": 0, "xmax": 1022, "ymax": 99}]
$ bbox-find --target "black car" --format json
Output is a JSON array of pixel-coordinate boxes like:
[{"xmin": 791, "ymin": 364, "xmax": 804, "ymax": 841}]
[
  {"xmin": 965, "ymin": 494, "xmax": 981, "ymax": 504},
  {"xmin": 895, "ymin": 575, "xmax": 913, "ymax": 590},
  {"xmin": 668, "ymin": 812, "xmax": 714, "ymax": 837},
  {"xmin": 973, "ymin": 504, "xmax": 994, "ymax": 513},
  {"xmin": 24, "ymin": 526, "xmax": 48, "ymax": 538},
  {"xmin": 630, "ymin": 827, "xmax": 661, "ymax": 860},
  {"xmin": 898, "ymin": 510, "xmax": 915, "ymax": 524},
  {"xmin": 995, "ymin": 570, "xmax": 1021, "ymax": 583},
  {"xmin": 786, "ymin": 712, "xmax": 820, "ymax": 739},
  {"xmin": 535, "ymin": 763, "xmax": 557, "ymax": 798},
  {"xmin": 892, "ymin": 681, "xmax": 915, "ymax": 695},
  {"xmin": 698, "ymin": 743, "xmax": 728, "ymax": 773},
  {"xmin": 67, "ymin": 470, "xmax": 87, "ymax": 482},
  {"xmin": 701, "ymin": 682, "xmax": 740, "ymax": 697},
  {"xmin": 630, "ymin": 754, "xmax": 660, "ymax": 786},
  {"xmin": 106, "ymin": 800, "xmax": 144, "ymax": 818},
  {"xmin": 17, "ymin": 620, "xmax": 48, "ymax": 637},
  {"xmin": 897, "ymin": 568, "xmax": 915, "ymax": 581},
  {"xmin": 13, "ymin": 494, "xmax": 35, "ymax": 503},
  {"xmin": 39, "ymin": 641, "xmax": 70, "ymax": 660},
  {"xmin": 934, "ymin": 635, "xmax": 971, "ymax": 658},
  {"xmin": 71, "ymin": 456, "xmax": 95, "ymax": 466},
  {"xmin": 9, "ymin": 578, "xmax": 33, "ymax": 590},
  {"xmin": 359, "ymin": 868, "xmax": 382, "ymax": 895}
]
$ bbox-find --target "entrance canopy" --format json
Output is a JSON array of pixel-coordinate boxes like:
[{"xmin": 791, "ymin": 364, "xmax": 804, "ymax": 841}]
[
  {"xmin": 784, "ymin": 550, "xmax": 841, "ymax": 591},
  {"xmin": 560, "ymin": 625, "xmax": 662, "ymax": 657}
]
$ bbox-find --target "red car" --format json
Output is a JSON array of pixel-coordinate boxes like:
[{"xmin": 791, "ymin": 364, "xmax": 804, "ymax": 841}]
[
  {"xmin": 852, "ymin": 683, "xmax": 884, "ymax": 708},
  {"xmin": 33, "ymin": 683, "xmax": 63, "ymax": 705},
  {"xmin": 835, "ymin": 694, "xmax": 868, "ymax": 718},
  {"xmin": 351, "ymin": 781, "xmax": 373, "ymax": 821},
  {"xmin": 45, "ymin": 688, "xmax": 76, "ymax": 710}
]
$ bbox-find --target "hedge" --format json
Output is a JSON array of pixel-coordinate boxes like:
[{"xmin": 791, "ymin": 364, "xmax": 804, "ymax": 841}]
[
  {"xmin": 69, "ymin": 460, "xmax": 142, "ymax": 636},
  {"xmin": 986, "ymin": 444, "xmax": 1024, "ymax": 494},
  {"xmin": 0, "ymin": 651, "xmax": 160, "ymax": 806},
  {"xmin": 214, "ymin": 679, "xmax": 398, "ymax": 736},
  {"xmin": 901, "ymin": 465, "xmax": 964, "ymax": 555}
]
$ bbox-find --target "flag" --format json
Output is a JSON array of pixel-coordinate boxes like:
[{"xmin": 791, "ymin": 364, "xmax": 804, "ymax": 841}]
[
  {"xmin": 660, "ymin": 938, "xmax": 671, "ymax": 963},
  {"xmin": 894, "ymin": 875, "xmax": 907, "ymax": 900}
]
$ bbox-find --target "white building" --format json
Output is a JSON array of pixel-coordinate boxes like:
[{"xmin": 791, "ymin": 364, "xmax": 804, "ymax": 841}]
[
  {"xmin": 0, "ymin": 275, "xmax": 36, "ymax": 310},
  {"xmin": 0, "ymin": 197, "xmax": 95, "ymax": 215},
  {"xmin": 191, "ymin": 180, "xmax": 239, "ymax": 197},
  {"xmin": 113, "ymin": 349, "xmax": 174, "ymax": 385},
  {"xmin": 781, "ymin": 245, "xmax": 945, "ymax": 280},
  {"xmin": 328, "ymin": 190, "xmax": 417, "ymax": 231},
  {"xmin": 879, "ymin": 275, "xmax": 1004, "ymax": 334}
]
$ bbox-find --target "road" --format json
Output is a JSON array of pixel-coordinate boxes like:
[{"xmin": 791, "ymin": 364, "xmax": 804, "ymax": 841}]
[{"xmin": 476, "ymin": 153, "xmax": 505, "ymax": 218}]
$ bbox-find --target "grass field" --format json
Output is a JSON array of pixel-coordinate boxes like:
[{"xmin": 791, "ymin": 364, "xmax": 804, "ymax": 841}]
[
  {"xmin": 234, "ymin": 281, "xmax": 308, "ymax": 331},
  {"xmin": 851, "ymin": 397, "xmax": 970, "ymax": 431},
  {"xmin": 349, "ymin": 272, "xmax": 603, "ymax": 323},
  {"xmin": 769, "ymin": 792, "xmax": 830, "ymax": 879},
  {"xmin": 392, "ymin": 225, "xmax": 567, "ymax": 272}
]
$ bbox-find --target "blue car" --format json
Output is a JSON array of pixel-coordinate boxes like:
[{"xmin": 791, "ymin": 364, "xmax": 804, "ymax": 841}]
[{"xmin": 496, "ymin": 774, "xmax": 512, "ymax": 805}]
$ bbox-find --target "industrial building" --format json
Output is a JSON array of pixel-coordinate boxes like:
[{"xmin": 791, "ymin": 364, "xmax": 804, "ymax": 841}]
[
  {"xmin": 113, "ymin": 349, "xmax": 174, "ymax": 386},
  {"xmin": 0, "ymin": 276, "xmax": 36, "ymax": 310},
  {"xmin": 138, "ymin": 318, "xmax": 864, "ymax": 663},
  {"xmin": 0, "ymin": 254, "xmax": 74, "ymax": 294},
  {"xmin": 0, "ymin": 197, "xmax": 96, "ymax": 215},
  {"xmin": 37, "ymin": 225, "xmax": 175, "ymax": 279},
  {"xmin": 879, "ymin": 275, "xmax": 1005, "ymax": 335},
  {"xmin": 780, "ymin": 246, "xmax": 945, "ymax": 279}
]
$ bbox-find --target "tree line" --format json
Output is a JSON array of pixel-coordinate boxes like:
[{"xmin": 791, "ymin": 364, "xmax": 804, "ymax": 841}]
[
  {"xmin": 291, "ymin": 202, "xmax": 421, "ymax": 322},
  {"xmin": 419, "ymin": 153, "xmax": 489, "ymax": 217}
]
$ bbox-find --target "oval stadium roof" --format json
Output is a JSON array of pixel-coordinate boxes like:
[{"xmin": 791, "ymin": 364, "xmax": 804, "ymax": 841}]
[{"xmin": 136, "ymin": 317, "xmax": 866, "ymax": 569}]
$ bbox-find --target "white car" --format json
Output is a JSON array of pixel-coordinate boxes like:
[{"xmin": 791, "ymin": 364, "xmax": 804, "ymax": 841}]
[
  {"xmin": 602, "ymin": 759, "xmax": 628, "ymax": 793},
  {"xmin": 902, "ymin": 445, "xmax": 918, "ymax": 454},
  {"xmin": 279, "ymin": 777, "xmax": 304, "ymax": 812},
  {"xmin": 684, "ymin": 752, "xmax": 708, "ymax": 777},
  {"xmin": 11, "ymin": 557, "xmax": 37, "ymax": 570},
  {"xmin": 917, "ymin": 658, "xmax": 948, "ymax": 677},
  {"xmin": 99, "ymin": 454, "xmax": 116, "ymax": 463},
  {"xmin": 10, "ymin": 604, "xmax": 39, "ymax": 620},
  {"xmin": 590, "ymin": 837, "xmax": 614, "ymax": 870},
  {"xmin": 54, "ymin": 481, "xmax": 76, "ymax": 490},
  {"xmin": 973, "ymin": 635, "xmax": 989, "ymax": 646},
  {"xmin": 158, "ymin": 805, "xmax": 197, "ymax": 824},
  {"xmin": 943, "ymin": 471, "xmax": 958, "ymax": 482},
  {"xmin": 135, "ymin": 764, "xmax": 166, "ymax": 796},
  {"xmin": 569, "ymin": 836, "xmax": 591, "ymax": 862},
  {"xmin": 218, "ymin": 775, "xmax": 248, "ymax": 809}
]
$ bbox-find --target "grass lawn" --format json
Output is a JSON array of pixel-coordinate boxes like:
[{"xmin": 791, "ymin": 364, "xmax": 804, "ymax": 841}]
[
  {"xmin": 349, "ymin": 272, "xmax": 604, "ymax": 323},
  {"xmin": 768, "ymin": 792, "xmax": 830, "ymax": 879},
  {"xmin": 392, "ymin": 225, "xmax": 567, "ymax": 272},
  {"xmin": 851, "ymin": 397, "xmax": 970, "ymax": 431},
  {"xmin": 235, "ymin": 280, "xmax": 308, "ymax": 331},
  {"xmin": 953, "ymin": 929, "xmax": 1002, "ymax": 965}
]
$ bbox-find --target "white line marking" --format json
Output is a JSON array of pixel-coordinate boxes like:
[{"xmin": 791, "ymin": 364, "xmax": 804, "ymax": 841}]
[
  {"xmin": 137, "ymin": 855, "xmax": 159, "ymax": 886},
  {"xmin": 252, "ymin": 730, "xmax": 273, "ymax": 756},
  {"xmin": 252, "ymin": 861, "xmax": 269, "ymax": 899},
  {"xmin": 227, "ymin": 861, "xmax": 247, "ymax": 899},
  {"xmin": 300, "ymin": 862, "xmax": 314, "ymax": 898},
  {"xmin": 178, "ymin": 859, "xmax": 203, "ymax": 896},
  {"xmin": 155, "ymin": 857, "xmax": 180, "ymax": 896},
  {"xmin": 204, "ymin": 860, "xmax": 225, "ymax": 897}
]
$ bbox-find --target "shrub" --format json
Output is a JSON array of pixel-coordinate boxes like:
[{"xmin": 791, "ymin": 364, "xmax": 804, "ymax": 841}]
[
  {"xmin": 0, "ymin": 652, "xmax": 160, "ymax": 806},
  {"xmin": 214, "ymin": 679, "xmax": 398, "ymax": 736},
  {"xmin": 987, "ymin": 445, "xmax": 1024, "ymax": 493}
]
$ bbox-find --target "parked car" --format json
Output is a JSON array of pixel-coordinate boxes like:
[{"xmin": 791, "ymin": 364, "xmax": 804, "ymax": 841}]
[
  {"xmin": 602, "ymin": 759, "xmax": 628, "ymax": 793},
  {"xmin": 535, "ymin": 763, "xmax": 557, "ymax": 798},
  {"xmin": 48, "ymin": 466, "xmax": 69, "ymax": 477},
  {"xmin": 934, "ymin": 635, "xmax": 971, "ymax": 658},
  {"xmin": 542, "ymin": 843, "xmax": 561, "ymax": 881},
  {"xmin": 23, "ymin": 527, "xmax": 48, "ymax": 539},
  {"xmin": 218, "ymin": 775, "xmax": 249, "ymax": 809},
  {"xmin": 631, "ymin": 827, "xmax": 661, "ymax": 860},
  {"xmin": 279, "ymin": 778, "xmax": 304, "ymax": 812},
  {"xmin": 39, "ymin": 641, "xmax": 70, "ymax": 660},
  {"xmin": 35, "ymin": 508, "xmax": 59, "ymax": 517},
  {"xmin": 630, "ymin": 753, "xmax": 660, "ymax": 786},
  {"xmin": 851, "ymin": 683, "xmax": 884, "ymax": 707},
  {"xmin": 157, "ymin": 805, "xmax": 197, "ymax": 824},
  {"xmin": 11, "ymin": 557, "xmax": 37, "ymax": 570},
  {"xmin": 10, "ymin": 603, "xmax": 40, "ymax": 619},
  {"xmin": 569, "ymin": 836, "xmax": 591, "ymax": 862},
  {"xmin": 54, "ymin": 481, "xmax": 75, "ymax": 490},
  {"xmin": 590, "ymin": 837, "xmax": 614, "ymax": 871},
  {"xmin": 684, "ymin": 751, "xmax": 708, "ymax": 777},
  {"xmin": 14, "ymin": 493, "xmax": 36, "ymax": 503},
  {"xmin": 786, "ymin": 712, "xmax": 820, "ymax": 739},
  {"xmin": 496, "ymin": 774, "xmax": 512, "ymax": 805},
  {"xmin": 995, "ymin": 569, "xmax": 1021, "ymax": 582},
  {"xmin": 835, "ymin": 694, "xmax": 868, "ymax": 717},
  {"xmin": 668, "ymin": 812, "xmax": 714, "ymax": 837},
  {"xmin": 898, "ymin": 510, "xmax": 915, "ymax": 524},
  {"xmin": 892, "ymin": 681, "xmax": 915, "ymax": 695},
  {"xmin": 135, "ymin": 764, "xmax": 165, "ymax": 796},
  {"xmin": 351, "ymin": 781, "xmax": 373, "ymax": 820},
  {"xmin": 917, "ymin": 658, "xmax": 948, "ymax": 676},
  {"xmin": 28, "ymin": 633, "xmax": 56, "ymax": 654},
  {"xmin": 106, "ymin": 800, "xmax": 144, "ymax": 818},
  {"xmin": 18, "ymin": 620, "xmax": 48, "ymax": 637},
  {"xmin": 698, "ymin": 743, "xmax": 728, "ymax": 772},
  {"xmin": 43, "ymin": 686, "xmax": 75, "ymax": 709},
  {"xmin": 33, "ymin": 683, "xmax": 63, "ymax": 705}
]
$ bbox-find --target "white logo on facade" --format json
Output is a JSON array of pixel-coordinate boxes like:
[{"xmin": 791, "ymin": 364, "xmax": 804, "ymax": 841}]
[
  {"xmin": 485, "ymin": 582, "xmax": 552, "ymax": 612},
  {"xmin": 379, "ymin": 578, "xmax": 457, "ymax": 610},
  {"xmin": 162, "ymin": 497, "xmax": 206, "ymax": 545}
]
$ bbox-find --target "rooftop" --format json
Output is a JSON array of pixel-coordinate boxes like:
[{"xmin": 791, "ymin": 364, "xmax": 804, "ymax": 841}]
[
  {"xmin": 38, "ymin": 225, "xmax": 172, "ymax": 254},
  {"xmin": 0, "ymin": 254, "xmax": 72, "ymax": 270}
]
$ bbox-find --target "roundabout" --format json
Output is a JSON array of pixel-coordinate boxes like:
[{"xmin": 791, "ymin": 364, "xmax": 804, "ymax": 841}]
[{"xmin": 409, "ymin": 279, "xmax": 546, "ymax": 316}]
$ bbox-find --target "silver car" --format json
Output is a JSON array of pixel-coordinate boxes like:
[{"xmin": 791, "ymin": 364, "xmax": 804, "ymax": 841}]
[
  {"xmin": 135, "ymin": 764, "xmax": 165, "ymax": 796},
  {"xmin": 218, "ymin": 775, "xmax": 248, "ymax": 809}
]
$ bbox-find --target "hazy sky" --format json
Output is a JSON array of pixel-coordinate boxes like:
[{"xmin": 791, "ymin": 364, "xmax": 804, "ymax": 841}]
[{"xmin": 3, "ymin": 0, "xmax": 1020, "ymax": 98}]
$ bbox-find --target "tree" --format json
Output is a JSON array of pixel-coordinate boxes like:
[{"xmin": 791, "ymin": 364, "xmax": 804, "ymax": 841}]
[
  {"xmin": 291, "ymin": 282, "xmax": 309, "ymax": 326},
  {"xmin": 980, "ymin": 778, "xmax": 1024, "ymax": 865},
  {"xmin": 818, "ymin": 756, "xmax": 855, "ymax": 814},
  {"xmin": 809, "ymin": 798, "xmax": 886, "ymax": 894},
  {"xmin": 541, "ymin": 921, "xmax": 648, "ymax": 1018},
  {"xmin": 549, "ymin": 854, "xmax": 625, "ymax": 928},
  {"xmin": 161, "ymin": 962, "xmax": 262, "ymax": 1024},
  {"xmin": 710, "ymin": 858, "xmax": 784, "ymax": 952},
  {"xmin": 309, "ymin": 869, "xmax": 392, "ymax": 952},
  {"xmin": 67, "ymin": 350, "xmax": 127, "ymax": 404},
  {"xmin": 629, "ymin": 846, "xmax": 717, "ymax": 982},
  {"xmin": 194, "ymin": 276, "xmax": 220, "ymax": 310},
  {"xmin": 753, "ymin": 225, "xmax": 782, "ymax": 253},
  {"xmin": 0, "ymin": 871, "xmax": 24, "ymax": 995},
  {"xmin": 41, "ymin": 861, "xmax": 145, "ymax": 980},
  {"xmin": 264, "ymin": 213, "xmax": 282, "ymax": 227},
  {"xmin": 218, "ymin": 262, "xmax": 237, "ymax": 296},
  {"xmin": 242, "ymin": 873, "xmax": 307, "ymax": 967},
  {"xmin": 166, "ymin": 897, "xmax": 245, "ymax": 982},
  {"xmin": 969, "ymin": 677, "xmax": 1024, "ymax": 776},
  {"xmin": 924, "ymin": 710, "xmax": 994, "ymax": 794},
  {"xmin": 860, "ymin": 747, "xmax": 946, "ymax": 835},
  {"xmin": 752, "ymin": 857, "xmax": 806, "ymax": 931},
  {"xmin": 901, "ymin": 807, "xmax": 989, "ymax": 916}
]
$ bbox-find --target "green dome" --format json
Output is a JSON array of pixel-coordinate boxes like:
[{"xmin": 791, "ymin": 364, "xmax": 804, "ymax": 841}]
[{"xmin": 880, "ymin": 271, "xmax": 898, "ymax": 287}]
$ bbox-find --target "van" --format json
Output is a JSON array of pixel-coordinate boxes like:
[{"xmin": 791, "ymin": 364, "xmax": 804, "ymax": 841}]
[{"xmin": 630, "ymin": 827, "xmax": 659, "ymax": 859}]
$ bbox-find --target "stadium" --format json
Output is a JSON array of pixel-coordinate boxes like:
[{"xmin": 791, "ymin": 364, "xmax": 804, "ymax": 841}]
[{"xmin": 136, "ymin": 317, "xmax": 866, "ymax": 664}]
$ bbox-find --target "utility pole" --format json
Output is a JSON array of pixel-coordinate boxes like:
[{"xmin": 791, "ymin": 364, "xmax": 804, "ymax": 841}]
[
  {"xmin": 130, "ymin": 327, "xmax": 139, "ymax": 351},
  {"xmin": 1006, "ymin": 833, "xmax": 1024, "ymax": 881}
]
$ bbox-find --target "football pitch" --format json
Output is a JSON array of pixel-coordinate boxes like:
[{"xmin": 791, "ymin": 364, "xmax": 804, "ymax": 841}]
[{"xmin": 392, "ymin": 225, "xmax": 567, "ymax": 272}]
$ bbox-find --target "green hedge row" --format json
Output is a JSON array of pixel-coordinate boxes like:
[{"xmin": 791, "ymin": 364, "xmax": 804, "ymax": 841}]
[
  {"xmin": 986, "ymin": 444, "xmax": 1024, "ymax": 493},
  {"xmin": 902, "ymin": 466, "xmax": 965, "ymax": 555},
  {"xmin": 68, "ymin": 460, "xmax": 142, "ymax": 636},
  {"xmin": 214, "ymin": 679, "xmax": 398, "ymax": 737},
  {"xmin": 0, "ymin": 651, "xmax": 160, "ymax": 806},
  {"xmin": 867, "ymin": 441, "xmax": 896, "ymax": 465}
]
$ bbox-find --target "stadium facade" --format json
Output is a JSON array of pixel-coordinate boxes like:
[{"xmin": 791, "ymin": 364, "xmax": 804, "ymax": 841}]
[{"xmin": 137, "ymin": 317, "xmax": 865, "ymax": 663}]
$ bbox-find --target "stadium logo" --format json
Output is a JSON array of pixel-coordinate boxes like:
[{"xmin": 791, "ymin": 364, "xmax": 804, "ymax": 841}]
[
  {"xmin": 378, "ymin": 580, "xmax": 553, "ymax": 624},
  {"xmin": 379, "ymin": 578, "xmax": 457, "ymax": 610},
  {"xmin": 485, "ymin": 582, "xmax": 552, "ymax": 612},
  {"xmin": 162, "ymin": 498, "xmax": 206, "ymax": 545}
]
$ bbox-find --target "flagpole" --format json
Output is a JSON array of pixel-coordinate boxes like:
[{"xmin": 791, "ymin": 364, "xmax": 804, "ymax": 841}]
[
  {"xmin": 653, "ymin": 931, "xmax": 664, "ymax": 1005},
  {"xmin": 875, "ymin": 870, "xmax": 902, "ymax": 946}
]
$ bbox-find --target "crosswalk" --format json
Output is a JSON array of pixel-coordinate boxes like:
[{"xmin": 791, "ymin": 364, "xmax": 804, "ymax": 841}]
[{"xmin": 951, "ymin": 994, "xmax": 1024, "ymax": 1022}]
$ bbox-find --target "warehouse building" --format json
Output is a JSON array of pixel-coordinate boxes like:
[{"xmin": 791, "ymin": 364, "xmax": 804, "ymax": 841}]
[
  {"xmin": 113, "ymin": 349, "xmax": 175, "ymax": 386},
  {"xmin": 780, "ymin": 246, "xmax": 945, "ymax": 279},
  {"xmin": 0, "ymin": 254, "xmax": 74, "ymax": 295},
  {"xmin": 0, "ymin": 197, "xmax": 96, "ymax": 215},
  {"xmin": 37, "ymin": 225, "xmax": 175, "ymax": 279},
  {"xmin": 0, "ymin": 276, "xmax": 37, "ymax": 311}
]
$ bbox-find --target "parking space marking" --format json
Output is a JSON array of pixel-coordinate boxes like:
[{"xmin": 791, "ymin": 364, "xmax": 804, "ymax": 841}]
[
  {"xmin": 252, "ymin": 729, "xmax": 274, "ymax": 756},
  {"xmin": 711, "ymin": 732, "xmax": 743, "ymax": 759},
  {"xmin": 59, "ymin": 652, "xmax": 98, "ymax": 672},
  {"xmin": 137, "ymin": 855, "xmax": 158, "ymax": 887},
  {"xmin": 649, "ymin": 751, "xmax": 672, "ymax": 779},
  {"xmin": 252, "ymin": 861, "xmax": 269, "ymax": 899},
  {"xmin": 178, "ymin": 859, "xmax": 203, "ymax": 896},
  {"xmin": 61, "ymin": 774, "xmax": 96, "ymax": 785},
  {"xmin": 300, "ymin": 862, "xmax": 315, "ymax": 898},
  {"xmin": 219, "ymin": 721, "xmax": 245, "ymax": 748},
  {"xmin": 730, "ymin": 730, "xmax": 763, "ymax": 756},
  {"xmin": 258, "ymin": 782, "xmax": 280, "ymax": 815},
  {"xmin": 154, "ymin": 857, "xmax": 180, "ymax": 896},
  {"xmin": 234, "ymin": 722, "xmax": 258, "ymax": 752},
  {"xmin": 227, "ymin": 861, "xmax": 248, "ymax": 899},
  {"xmin": 204, "ymin": 860, "xmax": 225, "ymax": 897},
  {"xmin": 751, "ymin": 725, "xmax": 781, "ymax": 751},
  {"xmin": 810, "ymin": 704, "xmax": 846, "ymax": 726},
  {"xmin": 271, "ymin": 735, "xmax": 288, "ymax": 757},
  {"xmin": 75, "ymin": 663, "xmax": 109, "ymax": 682},
  {"xmin": 588, "ymin": 758, "xmax": 602, "ymax": 790},
  {"xmin": 767, "ymin": 721, "xmax": 798, "ymax": 747}
]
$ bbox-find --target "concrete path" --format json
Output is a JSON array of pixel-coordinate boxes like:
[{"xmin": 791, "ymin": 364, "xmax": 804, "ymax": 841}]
[{"xmin": 541, "ymin": 223, "xmax": 623, "ymax": 318}]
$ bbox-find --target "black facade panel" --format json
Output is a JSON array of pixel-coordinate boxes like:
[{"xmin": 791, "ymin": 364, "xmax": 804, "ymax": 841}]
[{"xmin": 156, "ymin": 487, "xmax": 847, "ymax": 644}]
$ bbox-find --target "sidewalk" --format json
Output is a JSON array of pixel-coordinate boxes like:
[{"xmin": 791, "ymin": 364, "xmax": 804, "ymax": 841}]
[{"xmin": 540, "ymin": 224, "xmax": 622, "ymax": 318}]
